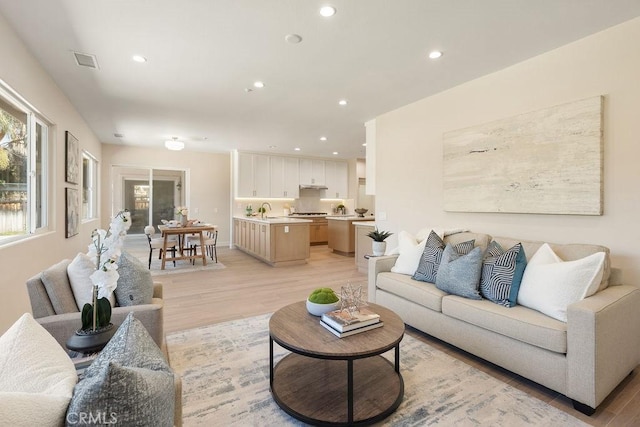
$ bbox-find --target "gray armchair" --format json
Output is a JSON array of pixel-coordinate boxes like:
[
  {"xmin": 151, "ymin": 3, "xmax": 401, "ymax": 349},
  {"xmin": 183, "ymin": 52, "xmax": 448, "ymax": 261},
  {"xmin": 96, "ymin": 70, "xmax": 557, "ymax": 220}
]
[{"xmin": 25, "ymin": 258, "xmax": 164, "ymax": 350}]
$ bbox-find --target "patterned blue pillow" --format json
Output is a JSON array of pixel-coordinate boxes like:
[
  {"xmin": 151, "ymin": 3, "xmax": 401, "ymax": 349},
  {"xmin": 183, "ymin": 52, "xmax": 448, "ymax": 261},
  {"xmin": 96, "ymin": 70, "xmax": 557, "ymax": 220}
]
[
  {"xmin": 480, "ymin": 242, "xmax": 527, "ymax": 307},
  {"xmin": 412, "ymin": 231, "xmax": 474, "ymax": 283},
  {"xmin": 435, "ymin": 244, "xmax": 483, "ymax": 299}
]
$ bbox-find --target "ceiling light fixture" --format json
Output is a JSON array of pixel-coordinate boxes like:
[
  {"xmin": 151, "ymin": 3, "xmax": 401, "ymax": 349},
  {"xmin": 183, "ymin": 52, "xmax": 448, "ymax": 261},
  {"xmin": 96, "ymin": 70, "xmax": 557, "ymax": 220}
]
[
  {"xmin": 428, "ymin": 51, "xmax": 443, "ymax": 59},
  {"xmin": 332, "ymin": 151, "xmax": 339, "ymax": 155},
  {"xmin": 253, "ymin": 81, "xmax": 265, "ymax": 88},
  {"xmin": 132, "ymin": 55, "xmax": 147, "ymax": 63},
  {"xmin": 294, "ymin": 147, "xmax": 301, "ymax": 151},
  {"xmin": 319, "ymin": 6, "xmax": 336, "ymax": 17},
  {"xmin": 362, "ymin": 143, "xmax": 367, "ymax": 146},
  {"xmin": 338, "ymin": 99, "xmax": 348, "ymax": 106},
  {"xmin": 320, "ymin": 136, "xmax": 327, "ymax": 141},
  {"xmin": 164, "ymin": 137, "xmax": 184, "ymax": 151}
]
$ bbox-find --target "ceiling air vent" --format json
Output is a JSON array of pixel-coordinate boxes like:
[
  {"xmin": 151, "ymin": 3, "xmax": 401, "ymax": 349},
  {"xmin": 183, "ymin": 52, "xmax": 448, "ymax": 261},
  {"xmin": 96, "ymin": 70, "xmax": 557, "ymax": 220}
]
[{"xmin": 73, "ymin": 51, "xmax": 99, "ymax": 69}]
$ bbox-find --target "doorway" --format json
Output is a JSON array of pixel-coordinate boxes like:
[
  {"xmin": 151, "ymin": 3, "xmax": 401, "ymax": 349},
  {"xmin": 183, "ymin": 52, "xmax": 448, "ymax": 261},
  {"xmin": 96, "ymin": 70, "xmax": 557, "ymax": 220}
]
[{"xmin": 113, "ymin": 166, "xmax": 186, "ymax": 234}]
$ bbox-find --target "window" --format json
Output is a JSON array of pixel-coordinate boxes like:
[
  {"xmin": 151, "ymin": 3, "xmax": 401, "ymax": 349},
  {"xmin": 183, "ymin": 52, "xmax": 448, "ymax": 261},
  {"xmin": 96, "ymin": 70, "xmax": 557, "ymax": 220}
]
[
  {"xmin": 0, "ymin": 81, "xmax": 49, "ymax": 243},
  {"xmin": 82, "ymin": 151, "xmax": 98, "ymax": 220}
]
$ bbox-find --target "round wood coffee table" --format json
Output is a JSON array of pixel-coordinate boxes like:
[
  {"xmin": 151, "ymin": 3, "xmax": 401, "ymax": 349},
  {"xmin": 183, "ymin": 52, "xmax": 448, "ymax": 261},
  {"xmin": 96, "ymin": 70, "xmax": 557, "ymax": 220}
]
[{"xmin": 269, "ymin": 301, "xmax": 404, "ymax": 426}]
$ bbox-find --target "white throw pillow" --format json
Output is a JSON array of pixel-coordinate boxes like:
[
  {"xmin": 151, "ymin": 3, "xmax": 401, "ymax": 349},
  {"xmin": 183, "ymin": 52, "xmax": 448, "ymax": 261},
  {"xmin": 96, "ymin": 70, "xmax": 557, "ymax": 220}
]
[
  {"xmin": 517, "ymin": 243, "xmax": 605, "ymax": 322},
  {"xmin": 0, "ymin": 313, "xmax": 77, "ymax": 426},
  {"xmin": 68, "ymin": 252, "xmax": 115, "ymax": 309},
  {"xmin": 390, "ymin": 231, "xmax": 428, "ymax": 275}
]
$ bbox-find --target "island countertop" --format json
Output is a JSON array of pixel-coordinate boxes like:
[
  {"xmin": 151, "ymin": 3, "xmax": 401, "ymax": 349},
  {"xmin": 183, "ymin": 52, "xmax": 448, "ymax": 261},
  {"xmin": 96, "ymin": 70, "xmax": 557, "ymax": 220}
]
[
  {"xmin": 325, "ymin": 215, "xmax": 375, "ymax": 221},
  {"xmin": 234, "ymin": 215, "xmax": 312, "ymax": 224}
]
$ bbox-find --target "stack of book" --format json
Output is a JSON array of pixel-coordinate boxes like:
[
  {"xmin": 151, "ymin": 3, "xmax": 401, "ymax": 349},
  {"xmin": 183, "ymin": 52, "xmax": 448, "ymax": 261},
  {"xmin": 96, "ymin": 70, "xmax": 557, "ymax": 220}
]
[{"xmin": 320, "ymin": 307, "xmax": 383, "ymax": 338}]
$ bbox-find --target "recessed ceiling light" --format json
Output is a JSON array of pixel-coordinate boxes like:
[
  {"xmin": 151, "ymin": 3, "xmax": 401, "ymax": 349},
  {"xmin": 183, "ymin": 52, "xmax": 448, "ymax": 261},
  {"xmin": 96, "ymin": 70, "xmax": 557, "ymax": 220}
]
[
  {"xmin": 362, "ymin": 143, "xmax": 367, "ymax": 147},
  {"xmin": 164, "ymin": 137, "xmax": 184, "ymax": 151},
  {"xmin": 338, "ymin": 99, "xmax": 348, "ymax": 106},
  {"xmin": 132, "ymin": 55, "xmax": 147, "ymax": 63},
  {"xmin": 294, "ymin": 147, "xmax": 301, "ymax": 151},
  {"xmin": 285, "ymin": 34, "xmax": 303, "ymax": 44},
  {"xmin": 428, "ymin": 51, "xmax": 443, "ymax": 59},
  {"xmin": 332, "ymin": 151, "xmax": 339, "ymax": 155},
  {"xmin": 320, "ymin": 136, "xmax": 327, "ymax": 141},
  {"xmin": 319, "ymin": 6, "xmax": 336, "ymax": 17},
  {"xmin": 253, "ymin": 81, "xmax": 265, "ymax": 88}
]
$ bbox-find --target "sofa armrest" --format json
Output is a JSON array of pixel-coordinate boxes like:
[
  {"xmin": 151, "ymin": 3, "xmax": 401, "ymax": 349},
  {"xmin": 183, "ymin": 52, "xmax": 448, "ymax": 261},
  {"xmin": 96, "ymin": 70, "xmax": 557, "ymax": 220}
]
[
  {"xmin": 153, "ymin": 282, "xmax": 163, "ymax": 299},
  {"xmin": 367, "ymin": 255, "xmax": 399, "ymax": 303},
  {"xmin": 36, "ymin": 299, "xmax": 165, "ymax": 351},
  {"xmin": 567, "ymin": 284, "xmax": 640, "ymax": 409}
]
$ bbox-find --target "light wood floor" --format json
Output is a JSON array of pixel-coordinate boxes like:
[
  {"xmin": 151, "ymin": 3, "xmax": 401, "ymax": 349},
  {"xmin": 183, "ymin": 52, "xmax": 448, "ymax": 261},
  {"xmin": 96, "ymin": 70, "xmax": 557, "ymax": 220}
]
[{"xmin": 154, "ymin": 245, "xmax": 640, "ymax": 426}]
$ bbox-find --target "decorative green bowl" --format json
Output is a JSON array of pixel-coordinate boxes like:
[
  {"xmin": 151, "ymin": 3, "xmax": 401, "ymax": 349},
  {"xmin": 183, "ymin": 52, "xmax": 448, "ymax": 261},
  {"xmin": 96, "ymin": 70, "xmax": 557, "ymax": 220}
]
[{"xmin": 306, "ymin": 298, "xmax": 340, "ymax": 316}]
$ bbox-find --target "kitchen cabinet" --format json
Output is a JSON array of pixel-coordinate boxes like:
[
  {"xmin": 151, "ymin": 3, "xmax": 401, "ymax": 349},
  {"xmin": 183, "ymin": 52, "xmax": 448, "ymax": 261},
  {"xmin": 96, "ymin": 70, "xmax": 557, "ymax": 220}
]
[
  {"xmin": 325, "ymin": 160, "xmax": 348, "ymax": 199},
  {"xmin": 270, "ymin": 156, "xmax": 299, "ymax": 198},
  {"xmin": 233, "ymin": 217, "xmax": 310, "ymax": 266},
  {"xmin": 237, "ymin": 152, "xmax": 270, "ymax": 198},
  {"xmin": 355, "ymin": 222, "xmax": 376, "ymax": 273},
  {"xmin": 309, "ymin": 217, "xmax": 328, "ymax": 245},
  {"xmin": 299, "ymin": 158, "xmax": 325, "ymax": 186},
  {"xmin": 328, "ymin": 217, "xmax": 375, "ymax": 256}
]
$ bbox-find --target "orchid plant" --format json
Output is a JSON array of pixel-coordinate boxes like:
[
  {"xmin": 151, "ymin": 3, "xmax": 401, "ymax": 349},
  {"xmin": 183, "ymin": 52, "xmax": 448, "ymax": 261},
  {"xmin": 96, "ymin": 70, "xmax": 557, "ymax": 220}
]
[{"xmin": 80, "ymin": 209, "xmax": 131, "ymax": 332}]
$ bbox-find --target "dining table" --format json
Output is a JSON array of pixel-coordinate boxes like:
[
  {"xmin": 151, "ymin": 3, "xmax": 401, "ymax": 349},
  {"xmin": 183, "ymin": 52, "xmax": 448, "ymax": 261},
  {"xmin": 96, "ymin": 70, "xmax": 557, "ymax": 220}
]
[{"xmin": 157, "ymin": 224, "xmax": 217, "ymax": 269}]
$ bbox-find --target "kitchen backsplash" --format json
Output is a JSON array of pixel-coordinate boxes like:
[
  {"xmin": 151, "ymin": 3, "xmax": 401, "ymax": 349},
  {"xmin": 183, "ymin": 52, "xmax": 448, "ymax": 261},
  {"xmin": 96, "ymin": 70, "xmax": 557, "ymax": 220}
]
[{"xmin": 235, "ymin": 191, "xmax": 359, "ymax": 217}]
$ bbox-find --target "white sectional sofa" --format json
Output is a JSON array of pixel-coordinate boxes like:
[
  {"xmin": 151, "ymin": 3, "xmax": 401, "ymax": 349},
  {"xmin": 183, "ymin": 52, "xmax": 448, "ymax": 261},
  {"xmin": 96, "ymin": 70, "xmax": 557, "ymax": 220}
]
[{"xmin": 367, "ymin": 231, "xmax": 640, "ymax": 415}]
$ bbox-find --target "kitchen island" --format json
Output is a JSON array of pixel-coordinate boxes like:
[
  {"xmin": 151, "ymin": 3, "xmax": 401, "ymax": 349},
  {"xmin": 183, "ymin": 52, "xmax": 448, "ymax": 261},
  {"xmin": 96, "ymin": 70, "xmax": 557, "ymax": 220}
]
[
  {"xmin": 233, "ymin": 216, "xmax": 311, "ymax": 266},
  {"xmin": 327, "ymin": 216, "xmax": 375, "ymax": 256}
]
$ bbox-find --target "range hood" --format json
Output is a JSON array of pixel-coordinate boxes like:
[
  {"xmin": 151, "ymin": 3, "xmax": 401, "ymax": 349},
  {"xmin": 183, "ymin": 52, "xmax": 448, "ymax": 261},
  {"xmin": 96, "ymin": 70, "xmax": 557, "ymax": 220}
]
[{"xmin": 299, "ymin": 184, "xmax": 328, "ymax": 190}]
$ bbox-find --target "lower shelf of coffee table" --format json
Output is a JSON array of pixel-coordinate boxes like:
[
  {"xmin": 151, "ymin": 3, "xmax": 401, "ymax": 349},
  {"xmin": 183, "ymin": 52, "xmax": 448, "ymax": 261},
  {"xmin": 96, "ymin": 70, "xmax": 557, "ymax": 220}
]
[{"xmin": 271, "ymin": 353, "xmax": 403, "ymax": 426}]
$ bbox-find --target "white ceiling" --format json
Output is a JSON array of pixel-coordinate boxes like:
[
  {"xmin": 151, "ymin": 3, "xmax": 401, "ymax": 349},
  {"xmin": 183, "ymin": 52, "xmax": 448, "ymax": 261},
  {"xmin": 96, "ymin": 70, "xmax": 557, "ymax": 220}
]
[{"xmin": 1, "ymin": 1, "xmax": 640, "ymax": 159}]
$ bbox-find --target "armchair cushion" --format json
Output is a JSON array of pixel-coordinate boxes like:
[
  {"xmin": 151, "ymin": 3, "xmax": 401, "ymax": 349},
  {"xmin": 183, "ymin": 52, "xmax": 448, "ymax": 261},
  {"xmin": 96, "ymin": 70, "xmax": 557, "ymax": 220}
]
[
  {"xmin": 0, "ymin": 313, "xmax": 77, "ymax": 426},
  {"xmin": 41, "ymin": 259, "xmax": 78, "ymax": 314},
  {"xmin": 67, "ymin": 313, "xmax": 175, "ymax": 426},
  {"xmin": 115, "ymin": 252, "xmax": 154, "ymax": 307},
  {"xmin": 67, "ymin": 253, "xmax": 115, "ymax": 308}
]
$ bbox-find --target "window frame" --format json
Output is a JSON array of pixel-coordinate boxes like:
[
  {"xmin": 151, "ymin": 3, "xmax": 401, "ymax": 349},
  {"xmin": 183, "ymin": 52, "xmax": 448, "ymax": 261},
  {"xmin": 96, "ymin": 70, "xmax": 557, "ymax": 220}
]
[
  {"xmin": 82, "ymin": 150, "xmax": 98, "ymax": 221},
  {"xmin": 0, "ymin": 79, "xmax": 51, "ymax": 245}
]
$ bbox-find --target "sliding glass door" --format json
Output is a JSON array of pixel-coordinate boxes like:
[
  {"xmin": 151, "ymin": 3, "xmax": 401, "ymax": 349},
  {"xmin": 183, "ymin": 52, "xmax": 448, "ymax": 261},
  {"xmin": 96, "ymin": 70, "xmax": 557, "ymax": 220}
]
[{"xmin": 113, "ymin": 166, "xmax": 186, "ymax": 234}]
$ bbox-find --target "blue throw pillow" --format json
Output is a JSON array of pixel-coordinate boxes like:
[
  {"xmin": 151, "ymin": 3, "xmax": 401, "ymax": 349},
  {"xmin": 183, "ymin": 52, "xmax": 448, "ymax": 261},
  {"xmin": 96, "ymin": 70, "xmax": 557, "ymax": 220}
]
[
  {"xmin": 413, "ymin": 231, "xmax": 475, "ymax": 283},
  {"xmin": 435, "ymin": 244, "xmax": 483, "ymax": 299},
  {"xmin": 480, "ymin": 241, "xmax": 527, "ymax": 307}
]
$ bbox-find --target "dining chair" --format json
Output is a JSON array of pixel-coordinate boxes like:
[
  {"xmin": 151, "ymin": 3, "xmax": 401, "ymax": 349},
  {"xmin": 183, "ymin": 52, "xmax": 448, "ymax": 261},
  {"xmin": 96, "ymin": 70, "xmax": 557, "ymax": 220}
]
[
  {"xmin": 185, "ymin": 229, "xmax": 218, "ymax": 264},
  {"xmin": 143, "ymin": 225, "xmax": 178, "ymax": 269}
]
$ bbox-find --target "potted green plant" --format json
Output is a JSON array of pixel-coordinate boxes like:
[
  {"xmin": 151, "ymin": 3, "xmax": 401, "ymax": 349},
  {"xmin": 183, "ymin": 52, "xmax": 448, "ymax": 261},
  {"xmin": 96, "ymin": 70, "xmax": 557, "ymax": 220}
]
[
  {"xmin": 306, "ymin": 287, "xmax": 340, "ymax": 316},
  {"xmin": 367, "ymin": 228, "xmax": 393, "ymax": 256}
]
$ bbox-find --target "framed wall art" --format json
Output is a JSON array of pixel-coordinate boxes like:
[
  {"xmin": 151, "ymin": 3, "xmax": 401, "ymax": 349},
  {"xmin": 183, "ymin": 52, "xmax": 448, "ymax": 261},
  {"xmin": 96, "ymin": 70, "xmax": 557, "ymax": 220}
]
[
  {"xmin": 65, "ymin": 131, "xmax": 79, "ymax": 184},
  {"xmin": 65, "ymin": 187, "xmax": 79, "ymax": 238},
  {"xmin": 443, "ymin": 96, "xmax": 603, "ymax": 215}
]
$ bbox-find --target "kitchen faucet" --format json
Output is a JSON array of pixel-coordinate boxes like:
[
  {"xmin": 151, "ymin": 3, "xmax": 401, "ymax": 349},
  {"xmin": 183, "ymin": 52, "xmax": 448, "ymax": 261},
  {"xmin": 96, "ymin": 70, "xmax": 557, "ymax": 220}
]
[{"xmin": 260, "ymin": 202, "xmax": 272, "ymax": 219}]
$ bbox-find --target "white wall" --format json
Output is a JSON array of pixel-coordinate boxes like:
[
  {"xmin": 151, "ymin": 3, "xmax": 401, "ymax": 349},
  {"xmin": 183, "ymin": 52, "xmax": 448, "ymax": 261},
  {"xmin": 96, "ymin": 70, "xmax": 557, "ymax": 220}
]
[
  {"xmin": 0, "ymin": 13, "xmax": 103, "ymax": 332},
  {"xmin": 101, "ymin": 145, "xmax": 231, "ymax": 246},
  {"xmin": 374, "ymin": 17, "xmax": 640, "ymax": 285}
]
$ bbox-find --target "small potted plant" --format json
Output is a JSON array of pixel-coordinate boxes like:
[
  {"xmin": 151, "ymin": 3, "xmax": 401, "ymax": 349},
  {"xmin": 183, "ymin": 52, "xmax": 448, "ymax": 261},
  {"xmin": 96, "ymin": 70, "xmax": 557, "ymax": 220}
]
[
  {"xmin": 306, "ymin": 287, "xmax": 340, "ymax": 316},
  {"xmin": 367, "ymin": 228, "xmax": 393, "ymax": 256}
]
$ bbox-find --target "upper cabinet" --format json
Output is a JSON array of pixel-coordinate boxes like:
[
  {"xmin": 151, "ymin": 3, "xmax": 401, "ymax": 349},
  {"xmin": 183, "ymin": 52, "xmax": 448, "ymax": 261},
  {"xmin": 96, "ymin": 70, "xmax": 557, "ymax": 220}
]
[
  {"xmin": 237, "ymin": 152, "xmax": 270, "ymax": 198},
  {"xmin": 324, "ymin": 161, "xmax": 348, "ymax": 199},
  {"xmin": 235, "ymin": 151, "xmax": 348, "ymax": 199},
  {"xmin": 270, "ymin": 156, "xmax": 299, "ymax": 199},
  {"xmin": 299, "ymin": 159, "xmax": 326, "ymax": 186}
]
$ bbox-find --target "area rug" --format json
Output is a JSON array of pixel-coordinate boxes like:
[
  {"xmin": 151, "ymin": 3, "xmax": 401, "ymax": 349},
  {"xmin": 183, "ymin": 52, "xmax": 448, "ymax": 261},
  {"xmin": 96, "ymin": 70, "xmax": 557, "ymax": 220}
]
[
  {"xmin": 122, "ymin": 235, "xmax": 225, "ymax": 276},
  {"xmin": 166, "ymin": 314, "xmax": 587, "ymax": 426}
]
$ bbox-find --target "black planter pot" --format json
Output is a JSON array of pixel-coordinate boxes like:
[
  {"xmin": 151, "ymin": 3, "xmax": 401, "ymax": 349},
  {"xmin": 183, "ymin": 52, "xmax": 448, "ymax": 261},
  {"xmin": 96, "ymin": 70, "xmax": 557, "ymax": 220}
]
[{"xmin": 66, "ymin": 323, "xmax": 116, "ymax": 353}]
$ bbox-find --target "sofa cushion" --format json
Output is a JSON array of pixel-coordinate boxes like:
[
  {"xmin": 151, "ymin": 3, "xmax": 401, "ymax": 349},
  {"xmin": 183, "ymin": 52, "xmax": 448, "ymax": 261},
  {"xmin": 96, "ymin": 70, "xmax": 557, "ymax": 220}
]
[
  {"xmin": 492, "ymin": 236, "xmax": 611, "ymax": 292},
  {"xmin": 413, "ymin": 231, "xmax": 475, "ymax": 283},
  {"xmin": 67, "ymin": 313, "xmax": 175, "ymax": 426},
  {"xmin": 442, "ymin": 296, "xmax": 568, "ymax": 354},
  {"xmin": 41, "ymin": 259, "xmax": 78, "ymax": 314},
  {"xmin": 444, "ymin": 231, "xmax": 492, "ymax": 252},
  {"xmin": 435, "ymin": 245, "xmax": 483, "ymax": 300},
  {"xmin": 114, "ymin": 251, "xmax": 154, "ymax": 307},
  {"xmin": 377, "ymin": 272, "xmax": 447, "ymax": 312},
  {"xmin": 68, "ymin": 252, "xmax": 116, "ymax": 310},
  {"xmin": 480, "ymin": 242, "xmax": 527, "ymax": 307},
  {"xmin": 517, "ymin": 243, "xmax": 605, "ymax": 322},
  {"xmin": 390, "ymin": 231, "xmax": 428, "ymax": 275},
  {"xmin": 0, "ymin": 313, "xmax": 77, "ymax": 426}
]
